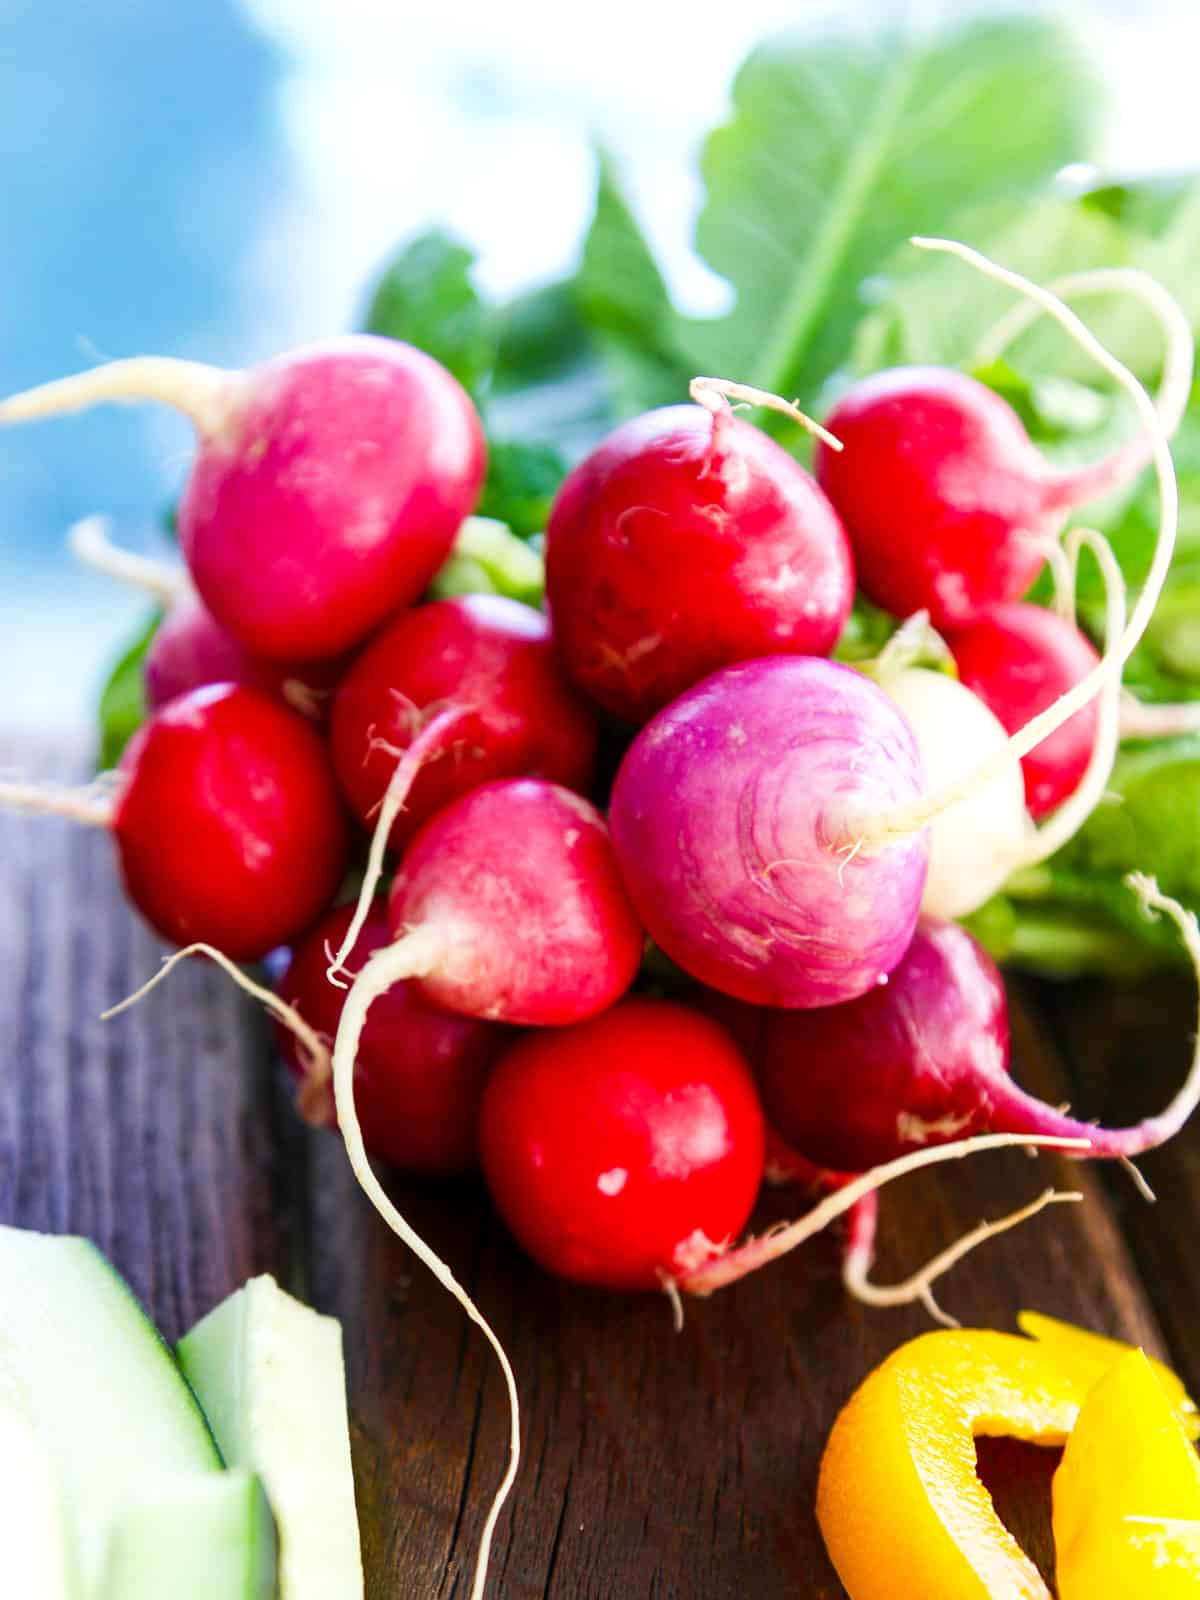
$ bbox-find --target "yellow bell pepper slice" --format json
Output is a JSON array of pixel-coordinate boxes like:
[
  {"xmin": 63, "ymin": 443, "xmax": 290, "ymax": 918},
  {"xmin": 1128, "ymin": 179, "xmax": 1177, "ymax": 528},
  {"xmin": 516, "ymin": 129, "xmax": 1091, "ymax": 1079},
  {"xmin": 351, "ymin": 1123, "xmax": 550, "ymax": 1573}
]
[
  {"xmin": 1054, "ymin": 1348, "xmax": 1200, "ymax": 1599},
  {"xmin": 817, "ymin": 1330, "xmax": 1087, "ymax": 1600},
  {"xmin": 1019, "ymin": 1311, "xmax": 1199, "ymax": 1440}
]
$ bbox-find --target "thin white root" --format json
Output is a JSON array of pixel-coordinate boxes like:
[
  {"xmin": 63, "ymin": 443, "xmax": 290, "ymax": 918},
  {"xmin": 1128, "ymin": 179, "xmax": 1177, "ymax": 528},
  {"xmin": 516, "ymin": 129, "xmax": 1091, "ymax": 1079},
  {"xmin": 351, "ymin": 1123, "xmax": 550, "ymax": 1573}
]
[
  {"xmin": 676, "ymin": 1130, "xmax": 1090, "ymax": 1297},
  {"xmin": 850, "ymin": 238, "xmax": 1180, "ymax": 851},
  {"xmin": 100, "ymin": 943, "xmax": 337, "ymax": 1127},
  {"xmin": 843, "ymin": 1188, "xmax": 1082, "ymax": 1327},
  {"xmin": 689, "ymin": 376, "xmax": 843, "ymax": 452},
  {"xmin": 0, "ymin": 778, "xmax": 116, "ymax": 829},
  {"xmin": 326, "ymin": 705, "xmax": 474, "ymax": 987},
  {"xmin": 1041, "ymin": 536, "xmax": 1077, "ymax": 623},
  {"xmin": 1017, "ymin": 528, "xmax": 1125, "ymax": 867},
  {"xmin": 332, "ymin": 935, "xmax": 518, "ymax": 1600},
  {"xmin": 68, "ymin": 515, "xmax": 186, "ymax": 605},
  {"xmin": 1120, "ymin": 697, "xmax": 1200, "ymax": 740},
  {"xmin": 1120, "ymin": 874, "xmax": 1200, "ymax": 1149},
  {"xmin": 0, "ymin": 355, "xmax": 235, "ymax": 436},
  {"xmin": 1120, "ymin": 1156, "xmax": 1157, "ymax": 1205},
  {"xmin": 868, "ymin": 609, "xmax": 953, "ymax": 686},
  {"xmin": 973, "ymin": 266, "xmax": 1194, "ymax": 440}
]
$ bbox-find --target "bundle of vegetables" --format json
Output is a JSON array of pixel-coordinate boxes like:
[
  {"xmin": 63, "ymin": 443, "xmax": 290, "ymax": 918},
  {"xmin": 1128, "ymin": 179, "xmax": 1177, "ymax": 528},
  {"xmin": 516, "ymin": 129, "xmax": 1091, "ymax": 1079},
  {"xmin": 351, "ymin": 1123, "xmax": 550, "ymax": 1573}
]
[{"xmin": 7, "ymin": 14, "xmax": 1200, "ymax": 1597}]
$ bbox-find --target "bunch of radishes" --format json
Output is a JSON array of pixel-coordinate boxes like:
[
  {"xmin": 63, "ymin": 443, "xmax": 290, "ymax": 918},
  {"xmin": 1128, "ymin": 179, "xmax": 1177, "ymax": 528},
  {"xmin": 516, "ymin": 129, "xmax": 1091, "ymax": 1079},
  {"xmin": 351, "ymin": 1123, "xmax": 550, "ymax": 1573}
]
[{"xmin": 4, "ymin": 241, "xmax": 1200, "ymax": 1328}]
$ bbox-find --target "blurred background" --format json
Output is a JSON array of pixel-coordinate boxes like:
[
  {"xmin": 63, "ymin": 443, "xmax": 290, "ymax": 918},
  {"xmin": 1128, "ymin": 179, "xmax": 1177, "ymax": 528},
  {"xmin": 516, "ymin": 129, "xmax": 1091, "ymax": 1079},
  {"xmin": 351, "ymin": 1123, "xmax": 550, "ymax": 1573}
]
[{"xmin": 2, "ymin": 0, "xmax": 1199, "ymax": 731}]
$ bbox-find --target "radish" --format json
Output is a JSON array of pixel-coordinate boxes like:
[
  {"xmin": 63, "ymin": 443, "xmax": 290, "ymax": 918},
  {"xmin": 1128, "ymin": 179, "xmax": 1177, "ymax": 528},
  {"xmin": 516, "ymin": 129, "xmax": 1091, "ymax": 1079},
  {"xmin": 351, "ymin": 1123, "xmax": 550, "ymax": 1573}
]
[
  {"xmin": 478, "ymin": 998, "xmax": 767, "ymax": 1290},
  {"xmin": 946, "ymin": 602, "xmax": 1101, "ymax": 819},
  {"xmin": 328, "ymin": 594, "xmax": 596, "ymax": 850},
  {"xmin": 0, "ymin": 684, "xmax": 348, "ymax": 960},
  {"xmin": 274, "ymin": 902, "xmax": 507, "ymax": 1171},
  {"xmin": 544, "ymin": 379, "xmax": 854, "ymax": 724},
  {"xmin": 610, "ymin": 240, "xmax": 1181, "ymax": 1000},
  {"xmin": 1, "ymin": 336, "xmax": 486, "ymax": 660},
  {"xmin": 815, "ymin": 265, "xmax": 1192, "ymax": 628},
  {"xmin": 758, "ymin": 889, "xmax": 1200, "ymax": 1179}
]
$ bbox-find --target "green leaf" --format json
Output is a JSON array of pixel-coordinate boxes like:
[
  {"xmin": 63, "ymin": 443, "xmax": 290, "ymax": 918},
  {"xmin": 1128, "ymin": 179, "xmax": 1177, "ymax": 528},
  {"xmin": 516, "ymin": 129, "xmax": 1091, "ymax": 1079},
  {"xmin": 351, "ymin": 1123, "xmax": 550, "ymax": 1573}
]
[
  {"xmin": 97, "ymin": 612, "xmax": 159, "ymax": 771},
  {"xmin": 676, "ymin": 16, "xmax": 1094, "ymax": 410},
  {"xmin": 363, "ymin": 229, "xmax": 495, "ymax": 394},
  {"xmin": 575, "ymin": 152, "xmax": 693, "ymax": 415},
  {"xmin": 477, "ymin": 438, "xmax": 566, "ymax": 538}
]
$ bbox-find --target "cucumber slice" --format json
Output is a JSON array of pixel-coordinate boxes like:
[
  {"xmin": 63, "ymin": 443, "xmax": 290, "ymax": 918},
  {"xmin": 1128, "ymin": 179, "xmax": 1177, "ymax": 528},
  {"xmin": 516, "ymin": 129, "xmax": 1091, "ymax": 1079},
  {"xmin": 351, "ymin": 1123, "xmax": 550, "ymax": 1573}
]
[
  {"xmin": 0, "ymin": 1378, "xmax": 77, "ymax": 1598},
  {"xmin": 178, "ymin": 1275, "xmax": 364, "ymax": 1600},
  {"xmin": 0, "ymin": 1224, "xmax": 220, "ymax": 1592},
  {"xmin": 100, "ymin": 1469, "xmax": 277, "ymax": 1599}
]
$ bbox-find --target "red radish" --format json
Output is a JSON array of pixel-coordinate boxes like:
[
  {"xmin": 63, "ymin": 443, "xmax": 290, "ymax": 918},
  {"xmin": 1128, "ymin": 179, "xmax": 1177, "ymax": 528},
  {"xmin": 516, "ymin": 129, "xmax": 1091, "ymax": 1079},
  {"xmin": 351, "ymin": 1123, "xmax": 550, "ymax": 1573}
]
[
  {"xmin": 544, "ymin": 382, "xmax": 854, "ymax": 724},
  {"xmin": 815, "ymin": 259, "xmax": 1193, "ymax": 629},
  {"xmin": 0, "ymin": 684, "xmax": 348, "ymax": 960},
  {"xmin": 1, "ymin": 335, "xmax": 486, "ymax": 660},
  {"xmin": 275, "ymin": 903, "xmax": 507, "ymax": 1172},
  {"xmin": 146, "ymin": 589, "xmax": 345, "ymax": 721},
  {"xmin": 759, "ymin": 898, "xmax": 1200, "ymax": 1176},
  {"xmin": 608, "ymin": 654, "xmax": 930, "ymax": 1008},
  {"xmin": 946, "ymin": 602, "xmax": 1101, "ymax": 819},
  {"xmin": 329, "ymin": 594, "xmax": 597, "ymax": 849},
  {"xmin": 479, "ymin": 998, "xmax": 766, "ymax": 1289}
]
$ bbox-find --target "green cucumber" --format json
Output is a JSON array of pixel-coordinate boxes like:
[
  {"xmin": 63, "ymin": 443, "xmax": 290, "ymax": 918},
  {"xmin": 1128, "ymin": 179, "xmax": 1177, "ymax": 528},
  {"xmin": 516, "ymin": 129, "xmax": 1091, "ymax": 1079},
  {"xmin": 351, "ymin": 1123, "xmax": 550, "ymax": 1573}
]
[
  {"xmin": 178, "ymin": 1274, "xmax": 364, "ymax": 1600},
  {"xmin": 100, "ymin": 1469, "xmax": 277, "ymax": 1599},
  {"xmin": 0, "ymin": 1224, "xmax": 221, "ymax": 1592},
  {"xmin": 0, "ymin": 1379, "xmax": 77, "ymax": 1597}
]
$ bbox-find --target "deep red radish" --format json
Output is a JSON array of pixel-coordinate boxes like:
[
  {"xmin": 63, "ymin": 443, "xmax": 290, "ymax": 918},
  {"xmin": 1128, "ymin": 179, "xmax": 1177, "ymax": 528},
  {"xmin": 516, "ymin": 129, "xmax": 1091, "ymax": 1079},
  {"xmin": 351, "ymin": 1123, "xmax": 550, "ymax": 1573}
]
[
  {"xmin": 329, "ymin": 594, "xmax": 597, "ymax": 849},
  {"xmin": 146, "ymin": 589, "xmax": 345, "ymax": 721},
  {"xmin": 608, "ymin": 655, "xmax": 929, "ymax": 1008},
  {"xmin": 1, "ymin": 335, "xmax": 486, "ymax": 660},
  {"xmin": 544, "ymin": 395, "xmax": 854, "ymax": 724},
  {"xmin": 275, "ymin": 903, "xmax": 505, "ymax": 1173},
  {"xmin": 946, "ymin": 602, "xmax": 1101, "ymax": 820},
  {"xmin": 0, "ymin": 684, "xmax": 347, "ymax": 959},
  {"xmin": 478, "ymin": 999, "xmax": 766, "ymax": 1290},
  {"xmin": 758, "ymin": 902, "xmax": 1200, "ymax": 1176}
]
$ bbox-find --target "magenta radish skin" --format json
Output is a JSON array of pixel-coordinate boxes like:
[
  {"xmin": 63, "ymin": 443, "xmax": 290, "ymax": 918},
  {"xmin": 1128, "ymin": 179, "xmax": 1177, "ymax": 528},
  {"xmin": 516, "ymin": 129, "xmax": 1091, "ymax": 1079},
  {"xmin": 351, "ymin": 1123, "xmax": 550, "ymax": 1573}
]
[
  {"xmin": 181, "ymin": 336, "xmax": 486, "ymax": 659},
  {"xmin": 145, "ymin": 590, "xmax": 343, "ymax": 720},
  {"xmin": 388, "ymin": 779, "xmax": 644, "ymax": 1025},
  {"xmin": 608, "ymin": 656, "xmax": 929, "ymax": 1008},
  {"xmin": 544, "ymin": 404, "xmax": 854, "ymax": 724}
]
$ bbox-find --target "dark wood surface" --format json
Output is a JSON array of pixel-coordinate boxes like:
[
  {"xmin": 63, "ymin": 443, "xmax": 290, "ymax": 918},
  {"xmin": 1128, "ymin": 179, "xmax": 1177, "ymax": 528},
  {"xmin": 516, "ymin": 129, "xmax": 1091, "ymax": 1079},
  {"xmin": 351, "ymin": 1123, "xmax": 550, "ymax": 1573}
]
[{"xmin": 2, "ymin": 737, "xmax": 1195, "ymax": 1599}]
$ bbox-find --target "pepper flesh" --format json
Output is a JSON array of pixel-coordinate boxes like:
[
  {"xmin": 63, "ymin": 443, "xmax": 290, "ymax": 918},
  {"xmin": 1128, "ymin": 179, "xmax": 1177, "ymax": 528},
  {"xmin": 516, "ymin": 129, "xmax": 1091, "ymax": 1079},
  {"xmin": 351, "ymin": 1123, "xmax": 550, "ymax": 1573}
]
[
  {"xmin": 1019, "ymin": 1310, "xmax": 1199, "ymax": 1440},
  {"xmin": 1054, "ymin": 1348, "xmax": 1200, "ymax": 1598}
]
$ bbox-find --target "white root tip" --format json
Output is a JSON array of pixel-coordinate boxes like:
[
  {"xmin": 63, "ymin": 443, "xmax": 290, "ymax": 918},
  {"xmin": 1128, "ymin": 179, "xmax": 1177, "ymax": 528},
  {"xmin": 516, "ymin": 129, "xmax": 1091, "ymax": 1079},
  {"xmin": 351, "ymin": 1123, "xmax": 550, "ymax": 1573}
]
[
  {"xmin": 332, "ymin": 940, "xmax": 519, "ymax": 1600},
  {"xmin": 68, "ymin": 515, "xmax": 188, "ymax": 605},
  {"xmin": 843, "ymin": 1188, "xmax": 1082, "ymax": 1325},
  {"xmin": 0, "ymin": 355, "xmax": 236, "ymax": 437},
  {"xmin": 0, "ymin": 777, "xmax": 116, "ymax": 830},
  {"xmin": 689, "ymin": 376, "xmax": 843, "ymax": 451}
]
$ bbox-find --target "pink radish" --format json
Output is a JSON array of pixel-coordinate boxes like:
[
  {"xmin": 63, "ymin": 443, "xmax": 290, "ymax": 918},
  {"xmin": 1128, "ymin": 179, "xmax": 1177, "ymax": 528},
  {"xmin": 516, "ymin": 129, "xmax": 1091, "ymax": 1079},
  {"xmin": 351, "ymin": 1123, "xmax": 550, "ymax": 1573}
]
[
  {"xmin": 274, "ymin": 902, "xmax": 507, "ymax": 1171},
  {"xmin": 758, "ymin": 893, "xmax": 1200, "ymax": 1178},
  {"xmin": 946, "ymin": 602, "xmax": 1101, "ymax": 819},
  {"xmin": 1, "ymin": 335, "xmax": 486, "ymax": 659},
  {"xmin": 815, "ymin": 265, "xmax": 1192, "ymax": 628},
  {"xmin": 544, "ymin": 380, "xmax": 853, "ymax": 724},
  {"xmin": 0, "ymin": 684, "xmax": 348, "ymax": 959},
  {"xmin": 328, "ymin": 593, "xmax": 597, "ymax": 850},
  {"xmin": 479, "ymin": 998, "xmax": 766, "ymax": 1290}
]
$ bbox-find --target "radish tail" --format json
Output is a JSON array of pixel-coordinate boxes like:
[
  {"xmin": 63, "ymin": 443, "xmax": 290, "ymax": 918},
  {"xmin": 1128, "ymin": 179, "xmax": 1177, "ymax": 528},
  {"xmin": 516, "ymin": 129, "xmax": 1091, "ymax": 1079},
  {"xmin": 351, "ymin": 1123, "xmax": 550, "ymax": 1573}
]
[
  {"xmin": 0, "ymin": 778, "xmax": 116, "ymax": 829},
  {"xmin": 1119, "ymin": 698, "xmax": 1200, "ymax": 739},
  {"xmin": 326, "ymin": 704, "xmax": 478, "ymax": 986},
  {"xmin": 689, "ymin": 377, "xmax": 844, "ymax": 452},
  {"xmin": 0, "ymin": 356, "xmax": 234, "ymax": 436},
  {"xmin": 675, "ymin": 1130, "xmax": 1090, "ymax": 1296},
  {"xmin": 68, "ymin": 515, "xmax": 186, "ymax": 605},
  {"xmin": 332, "ymin": 931, "xmax": 520, "ymax": 1600},
  {"xmin": 849, "ymin": 238, "xmax": 1181, "ymax": 853}
]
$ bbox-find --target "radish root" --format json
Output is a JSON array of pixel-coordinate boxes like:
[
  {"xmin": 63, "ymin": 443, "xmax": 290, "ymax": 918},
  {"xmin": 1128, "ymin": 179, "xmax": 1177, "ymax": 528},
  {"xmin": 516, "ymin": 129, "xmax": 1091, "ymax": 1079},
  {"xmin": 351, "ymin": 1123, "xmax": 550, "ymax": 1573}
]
[
  {"xmin": 0, "ymin": 355, "xmax": 235, "ymax": 437},
  {"xmin": 675, "ymin": 1130, "xmax": 1090, "ymax": 1297},
  {"xmin": 331, "ymin": 929, "xmax": 518, "ymax": 1600},
  {"xmin": 1120, "ymin": 697, "xmax": 1200, "ymax": 740},
  {"xmin": 842, "ymin": 1186, "xmax": 1082, "ymax": 1328},
  {"xmin": 68, "ymin": 515, "xmax": 186, "ymax": 605},
  {"xmin": 850, "ymin": 238, "xmax": 1181, "ymax": 853},
  {"xmin": 689, "ymin": 376, "xmax": 843, "ymax": 452},
  {"xmin": 0, "ymin": 777, "xmax": 117, "ymax": 829},
  {"xmin": 326, "ymin": 705, "xmax": 477, "ymax": 986},
  {"xmin": 100, "ymin": 942, "xmax": 336, "ymax": 1127}
]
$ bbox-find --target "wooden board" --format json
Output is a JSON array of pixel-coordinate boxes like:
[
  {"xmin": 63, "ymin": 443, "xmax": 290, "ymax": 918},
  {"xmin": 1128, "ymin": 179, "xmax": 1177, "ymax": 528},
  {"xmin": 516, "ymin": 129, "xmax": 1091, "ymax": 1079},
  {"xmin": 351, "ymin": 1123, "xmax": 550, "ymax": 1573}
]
[{"xmin": 0, "ymin": 737, "xmax": 1193, "ymax": 1598}]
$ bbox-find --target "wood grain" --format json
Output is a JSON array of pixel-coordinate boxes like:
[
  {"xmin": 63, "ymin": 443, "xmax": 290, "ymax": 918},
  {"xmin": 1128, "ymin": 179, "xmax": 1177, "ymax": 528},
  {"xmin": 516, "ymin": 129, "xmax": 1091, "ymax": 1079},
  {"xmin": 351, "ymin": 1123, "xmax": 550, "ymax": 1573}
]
[{"xmin": 0, "ymin": 736, "xmax": 1190, "ymax": 1598}]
